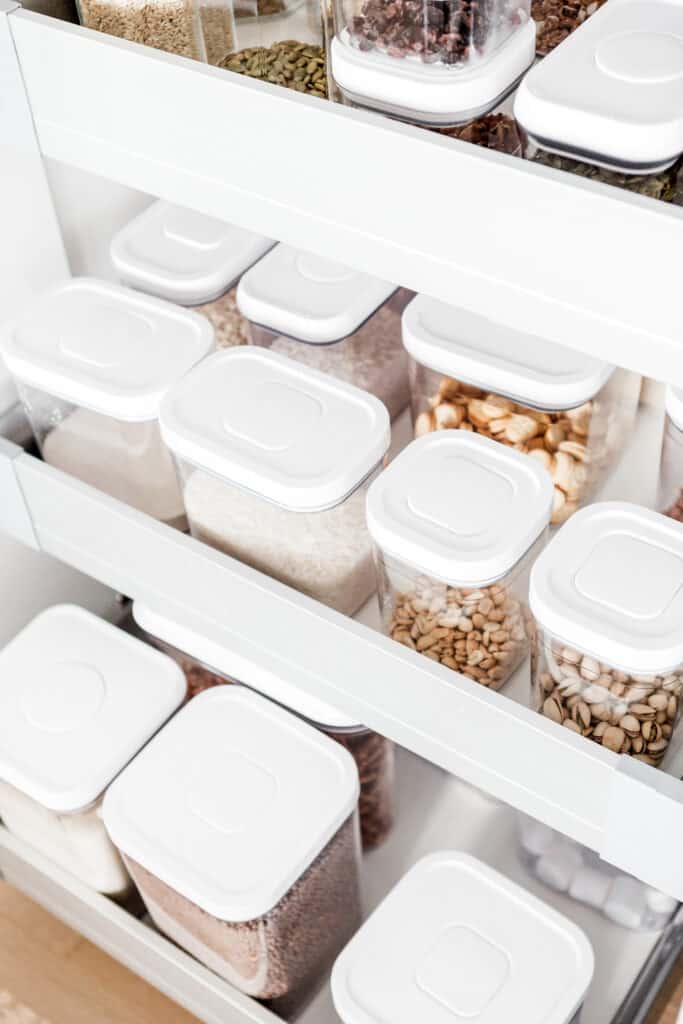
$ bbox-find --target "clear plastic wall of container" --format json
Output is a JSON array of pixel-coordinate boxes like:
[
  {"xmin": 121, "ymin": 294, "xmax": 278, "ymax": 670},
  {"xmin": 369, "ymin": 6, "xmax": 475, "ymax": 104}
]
[
  {"xmin": 237, "ymin": 245, "xmax": 411, "ymax": 420},
  {"xmin": 529, "ymin": 503, "xmax": 683, "ymax": 766},
  {"xmin": 367, "ymin": 431, "xmax": 553, "ymax": 690},
  {"xmin": 402, "ymin": 295, "xmax": 640, "ymax": 525},
  {"xmin": 1, "ymin": 279, "xmax": 214, "ymax": 526},
  {"xmin": 0, "ymin": 357, "xmax": 30, "ymax": 447},
  {"xmin": 103, "ymin": 687, "xmax": 362, "ymax": 1008},
  {"xmin": 658, "ymin": 387, "xmax": 683, "ymax": 522},
  {"xmin": 160, "ymin": 346, "xmax": 391, "ymax": 615},
  {"xmin": 518, "ymin": 815, "xmax": 679, "ymax": 931},
  {"xmin": 0, "ymin": 606, "xmax": 186, "ymax": 895},
  {"xmin": 110, "ymin": 201, "xmax": 274, "ymax": 350}
]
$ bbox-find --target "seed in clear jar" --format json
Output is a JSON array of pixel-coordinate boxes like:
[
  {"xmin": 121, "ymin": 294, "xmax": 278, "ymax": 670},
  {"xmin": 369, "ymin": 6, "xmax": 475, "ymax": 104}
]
[
  {"xmin": 505, "ymin": 414, "xmax": 539, "ymax": 444},
  {"xmin": 434, "ymin": 403, "xmax": 463, "ymax": 429},
  {"xmin": 602, "ymin": 726, "xmax": 625, "ymax": 753},
  {"xmin": 415, "ymin": 411, "xmax": 434, "ymax": 437},
  {"xmin": 619, "ymin": 714, "xmax": 640, "ymax": 736},
  {"xmin": 580, "ymin": 656, "xmax": 600, "ymax": 681},
  {"xmin": 544, "ymin": 696, "xmax": 564, "ymax": 724},
  {"xmin": 545, "ymin": 424, "xmax": 565, "ymax": 449}
]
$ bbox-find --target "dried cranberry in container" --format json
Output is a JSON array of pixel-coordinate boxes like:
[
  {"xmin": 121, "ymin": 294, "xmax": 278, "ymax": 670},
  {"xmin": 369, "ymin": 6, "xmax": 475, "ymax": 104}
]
[
  {"xmin": 0, "ymin": 606, "xmax": 186, "ymax": 896},
  {"xmin": 111, "ymin": 201, "xmax": 274, "ymax": 349},
  {"xmin": 0, "ymin": 279, "xmax": 214, "ymax": 527},
  {"xmin": 367, "ymin": 431, "xmax": 552, "ymax": 690},
  {"xmin": 132, "ymin": 600, "xmax": 396, "ymax": 848},
  {"xmin": 658, "ymin": 387, "xmax": 683, "ymax": 522},
  {"xmin": 332, "ymin": 851, "xmax": 594, "ymax": 1024},
  {"xmin": 103, "ymin": 687, "xmax": 362, "ymax": 1007},
  {"xmin": 402, "ymin": 294, "xmax": 640, "ymax": 524},
  {"xmin": 237, "ymin": 244, "xmax": 411, "ymax": 419},
  {"xmin": 329, "ymin": 0, "xmax": 536, "ymax": 125}
]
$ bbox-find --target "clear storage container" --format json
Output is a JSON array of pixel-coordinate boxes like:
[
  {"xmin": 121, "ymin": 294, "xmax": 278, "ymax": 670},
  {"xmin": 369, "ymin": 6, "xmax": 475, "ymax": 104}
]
[
  {"xmin": 367, "ymin": 431, "xmax": 552, "ymax": 690},
  {"xmin": 103, "ymin": 686, "xmax": 362, "ymax": 1006},
  {"xmin": 331, "ymin": 851, "xmax": 594, "ymax": 1024},
  {"xmin": 0, "ymin": 356, "xmax": 30, "ymax": 447},
  {"xmin": 402, "ymin": 294, "xmax": 640, "ymax": 525},
  {"xmin": 518, "ymin": 814, "xmax": 679, "ymax": 931},
  {"xmin": 658, "ymin": 387, "xmax": 683, "ymax": 522},
  {"xmin": 132, "ymin": 601, "xmax": 396, "ymax": 848},
  {"xmin": 530, "ymin": 502, "xmax": 683, "ymax": 766},
  {"xmin": 0, "ymin": 605, "xmax": 185, "ymax": 896},
  {"xmin": 110, "ymin": 201, "xmax": 274, "ymax": 350},
  {"xmin": 329, "ymin": 0, "xmax": 536, "ymax": 125},
  {"xmin": 1, "ymin": 279, "xmax": 213, "ymax": 527},
  {"xmin": 237, "ymin": 245, "xmax": 411, "ymax": 420},
  {"xmin": 160, "ymin": 346, "xmax": 391, "ymax": 615}
]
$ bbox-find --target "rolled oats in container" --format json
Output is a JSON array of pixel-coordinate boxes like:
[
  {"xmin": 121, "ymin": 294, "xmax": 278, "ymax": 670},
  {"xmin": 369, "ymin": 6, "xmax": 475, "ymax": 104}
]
[
  {"xmin": 103, "ymin": 686, "xmax": 362, "ymax": 1007},
  {"xmin": 111, "ymin": 201, "xmax": 273, "ymax": 350},
  {"xmin": 132, "ymin": 601, "xmax": 395, "ymax": 848},
  {"xmin": 402, "ymin": 294, "xmax": 640, "ymax": 524},
  {"xmin": 658, "ymin": 388, "xmax": 683, "ymax": 522},
  {"xmin": 366, "ymin": 431, "xmax": 553, "ymax": 690},
  {"xmin": 529, "ymin": 502, "xmax": 683, "ymax": 767},
  {"xmin": 160, "ymin": 346, "xmax": 391, "ymax": 616},
  {"xmin": 0, "ymin": 605, "xmax": 185, "ymax": 896},
  {"xmin": 332, "ymin": 851, "xmax": 594, "ymax": 1024},
  {"xmin": 238, "ymin": 244, "xmax": 411, "ymax": 420}
]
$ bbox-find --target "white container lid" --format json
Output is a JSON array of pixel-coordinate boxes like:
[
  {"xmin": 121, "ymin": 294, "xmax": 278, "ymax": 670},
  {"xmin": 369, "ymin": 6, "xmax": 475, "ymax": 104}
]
[
  {"xmin": 160, "ymin": 347, "xmax": 391, "ymax": 512},
  {"xmin": 514, "ymin": 0, "xmax": 683, "ymax": 173},
  {"xmin": 0, "ymin": 279, "xmax": 214, "ymax": 422},
  {"xmin": 403, "ymin": 294, "xmax": 614, "ymax": 410},
  {"xmin": 331, "ymin": 851, "xmax": 594, "ymax": 1024},
  {"xmin": 110, "ymin": 201, "xmax": 274, "ymax": 306},
  {"xmin": 366, "ymin": 432, "xmax": 553, "ymax": 587},
  {"xmin": 103, "ymin": 686, "xmax": 359, "ymax": 921},
  {"xmin": 236, "ymin": 244, "xmax": 396, "ymax": 345},
  {"xmin": 530, "ymin": 501, "xmax": 683, "ymax": 674},
  {"xmin": 666, "ymin": 386, "xmax": 683, "ymax": 431},
  {"xmin": 132, "ymin": 601, "xmax": 362, "ymax": 729},
  {"xmin": 0, "ymin": 605, "xmax": 186, "ymax": 814}
]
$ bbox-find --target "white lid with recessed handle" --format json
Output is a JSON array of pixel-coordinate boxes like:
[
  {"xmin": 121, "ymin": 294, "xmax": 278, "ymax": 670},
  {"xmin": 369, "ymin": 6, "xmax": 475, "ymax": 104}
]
[
  {"xmin": 0, "ymin": 605, "xmax": 186, "ymax": 814},
  {"xmin": 236, "ymin": 244, "xmax": 397, "ymax": 344},
  {"xmin": 366, "ymin": 431, "xmax": 553, "ymax": 586},
  {"xmin": 0, "ymin": 279, "xmax": 214, "ymax": 422},
  {"xmin": 111, "ymin": 201, "xmax": 274, "ymax": 306},
  {"xmin": 103, "ymin": 686, "xmax": 360, "ymax": 921},
  {"xmin": 331, "ymin": 851, "xmax": 594, "ymax": 1024}
]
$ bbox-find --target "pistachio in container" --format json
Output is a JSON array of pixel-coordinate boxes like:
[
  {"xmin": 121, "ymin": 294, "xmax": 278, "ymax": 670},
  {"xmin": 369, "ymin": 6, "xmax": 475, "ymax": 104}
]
[
  {"xmin": 657, "ymin": 387, "xmax": 683, "ymax": 522},
  {"xmin": 1, "ymin": 278, "xmax": 214, "ymax": 526},
  {"xmin": 111, "ymin": 200, "xmax": 274, "ymax": 349},
  {"xmin": 160, "ymin": 346, "xmax": 391, "ymax": 615},
  {"xmin": 366, "ymin": 431, "xmax": 553, "ymax": 689},
  {"xmin": 530, "ymin": 502, "xmax": 683, "ymax": 764},
  {"xmin": 402, "ymin": 294, "xmax": 640, "ymax": 524},
  {"xmin": 103, "ymin": 686, "xmax": 362, "ymax": 1006},
  {"xmin": 237, "ymin": 244, "xmax": 411, "ymax": 419},
  {"xmin": 0, "ymin": 606, "xmax": 186, "ymax": 897},
  {"xmin": 331, "ymin": 851, "xmax": 594, "ymax": 1024}
]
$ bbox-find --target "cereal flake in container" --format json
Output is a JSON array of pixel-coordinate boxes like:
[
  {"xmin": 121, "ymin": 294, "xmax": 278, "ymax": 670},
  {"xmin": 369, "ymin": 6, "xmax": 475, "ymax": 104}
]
[
  {"xmin": 0, "ymin": 605, "xmax": 186, "ymax": 896},
  {"xmin": 103, "ymin": 686, "xmax": 362, "ymax": 1007}
]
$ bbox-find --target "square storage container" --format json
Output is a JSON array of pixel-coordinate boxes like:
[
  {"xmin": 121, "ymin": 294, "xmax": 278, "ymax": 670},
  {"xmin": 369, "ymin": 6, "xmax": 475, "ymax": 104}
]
[
  {"xmin": 1, "ymin": 278, "xmax": 214, "ymax": 527},
  {"xmin": 518, "ymin": 814, "xmax": 679, "ymax": 931},
  {"xmin": 331, "ymin": 851, "xmax": 594, "ymax": 1024},
  {"xmin": 366, "ymin": 431, "xmax": 553, "ymax": 690},
  {"xmin": 237, "ymin": 244, "xmax": 411, "ymax": 419},
  {"xmin": 110, "ymin": 200, "xmax": 274, "ymax": 349},
  {"xmin": 658, "ymin": 387, "xmax": 683, "ymax": 521},
  {"xmin": 0, "ymin": 605, "xmax": 186, "ymax": 896},
  {"xmin": 103, "ymin": 686, "xmax": 362, "ymax": 1005},
  {"xmin": 402, "ymin": 294, "xmax": 640, "ymax": 524},
  {"xmin": 529, "ymin": 502, "xmax": 683, "ymax": 766},
  {"xmin": 132, "ymin": 601, "xmax": 395, "ymax": 848},
  {"xmin": 160, "ymin": 346, "xmax": 391, "ymax": 615}
]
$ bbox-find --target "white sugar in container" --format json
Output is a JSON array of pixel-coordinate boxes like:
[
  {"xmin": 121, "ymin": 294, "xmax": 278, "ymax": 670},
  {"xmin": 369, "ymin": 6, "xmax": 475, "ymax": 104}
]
[{"xmin": 0, "ymin": 605, "xmax": 186, "ymax": 896}]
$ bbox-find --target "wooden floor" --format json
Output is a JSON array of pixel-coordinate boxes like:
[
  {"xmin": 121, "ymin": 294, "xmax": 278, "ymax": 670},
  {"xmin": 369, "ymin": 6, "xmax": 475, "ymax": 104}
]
[{"xmin": 0, "ymin": 882, "xmax": 198, "ymax": 1024}]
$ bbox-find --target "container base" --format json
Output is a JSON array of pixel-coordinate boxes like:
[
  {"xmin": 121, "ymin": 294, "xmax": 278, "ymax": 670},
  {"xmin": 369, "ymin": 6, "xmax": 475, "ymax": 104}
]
[{"xmin": 527, "ymin": 133, "xmax": 680, "ymax": 176}]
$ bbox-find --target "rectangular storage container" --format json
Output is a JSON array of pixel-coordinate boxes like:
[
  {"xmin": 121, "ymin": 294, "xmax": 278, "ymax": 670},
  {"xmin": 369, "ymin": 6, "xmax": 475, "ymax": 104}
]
[
  {"xmin": 331, "ymin": 851, "xmax": 594, "ymax": 1024},
  {"xmin": 131, "ymin": 601, "xmax": 395, "ymax": 848},
  {"xmin": 0, "ymin": 605, "xmax": 186, "ymax": 896},
  {"xmin": 658, "ymin": 387, "xmax": 683, "ymax": 521},
  {"xmin": 366, "ymin": 431, "xmax": 552, "ymax": 690},
  {"xmin": 160, "ymin": 346, "xmax": 391, "ymax": 615},
  {"xmin": 402, "ymin": 294, "xmax": 641, "ymax": 525},
  {"xmin": 529, "ymin": 502, "xmax": 683, "ymax": 766},
  {"xmin": 103, "ymin": 686, "xmax": 362, "ymax": 1006},
  {"xmin": 237, "ymin": 244, "xmax": 411, "ymax": 419},
  {"xmin": 110, "ymin": 200, "xmax": 274, "ymax": 349},
  {"xmin": 1, "ymin": 278, "xmax": 214, "ymax": 527}
]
